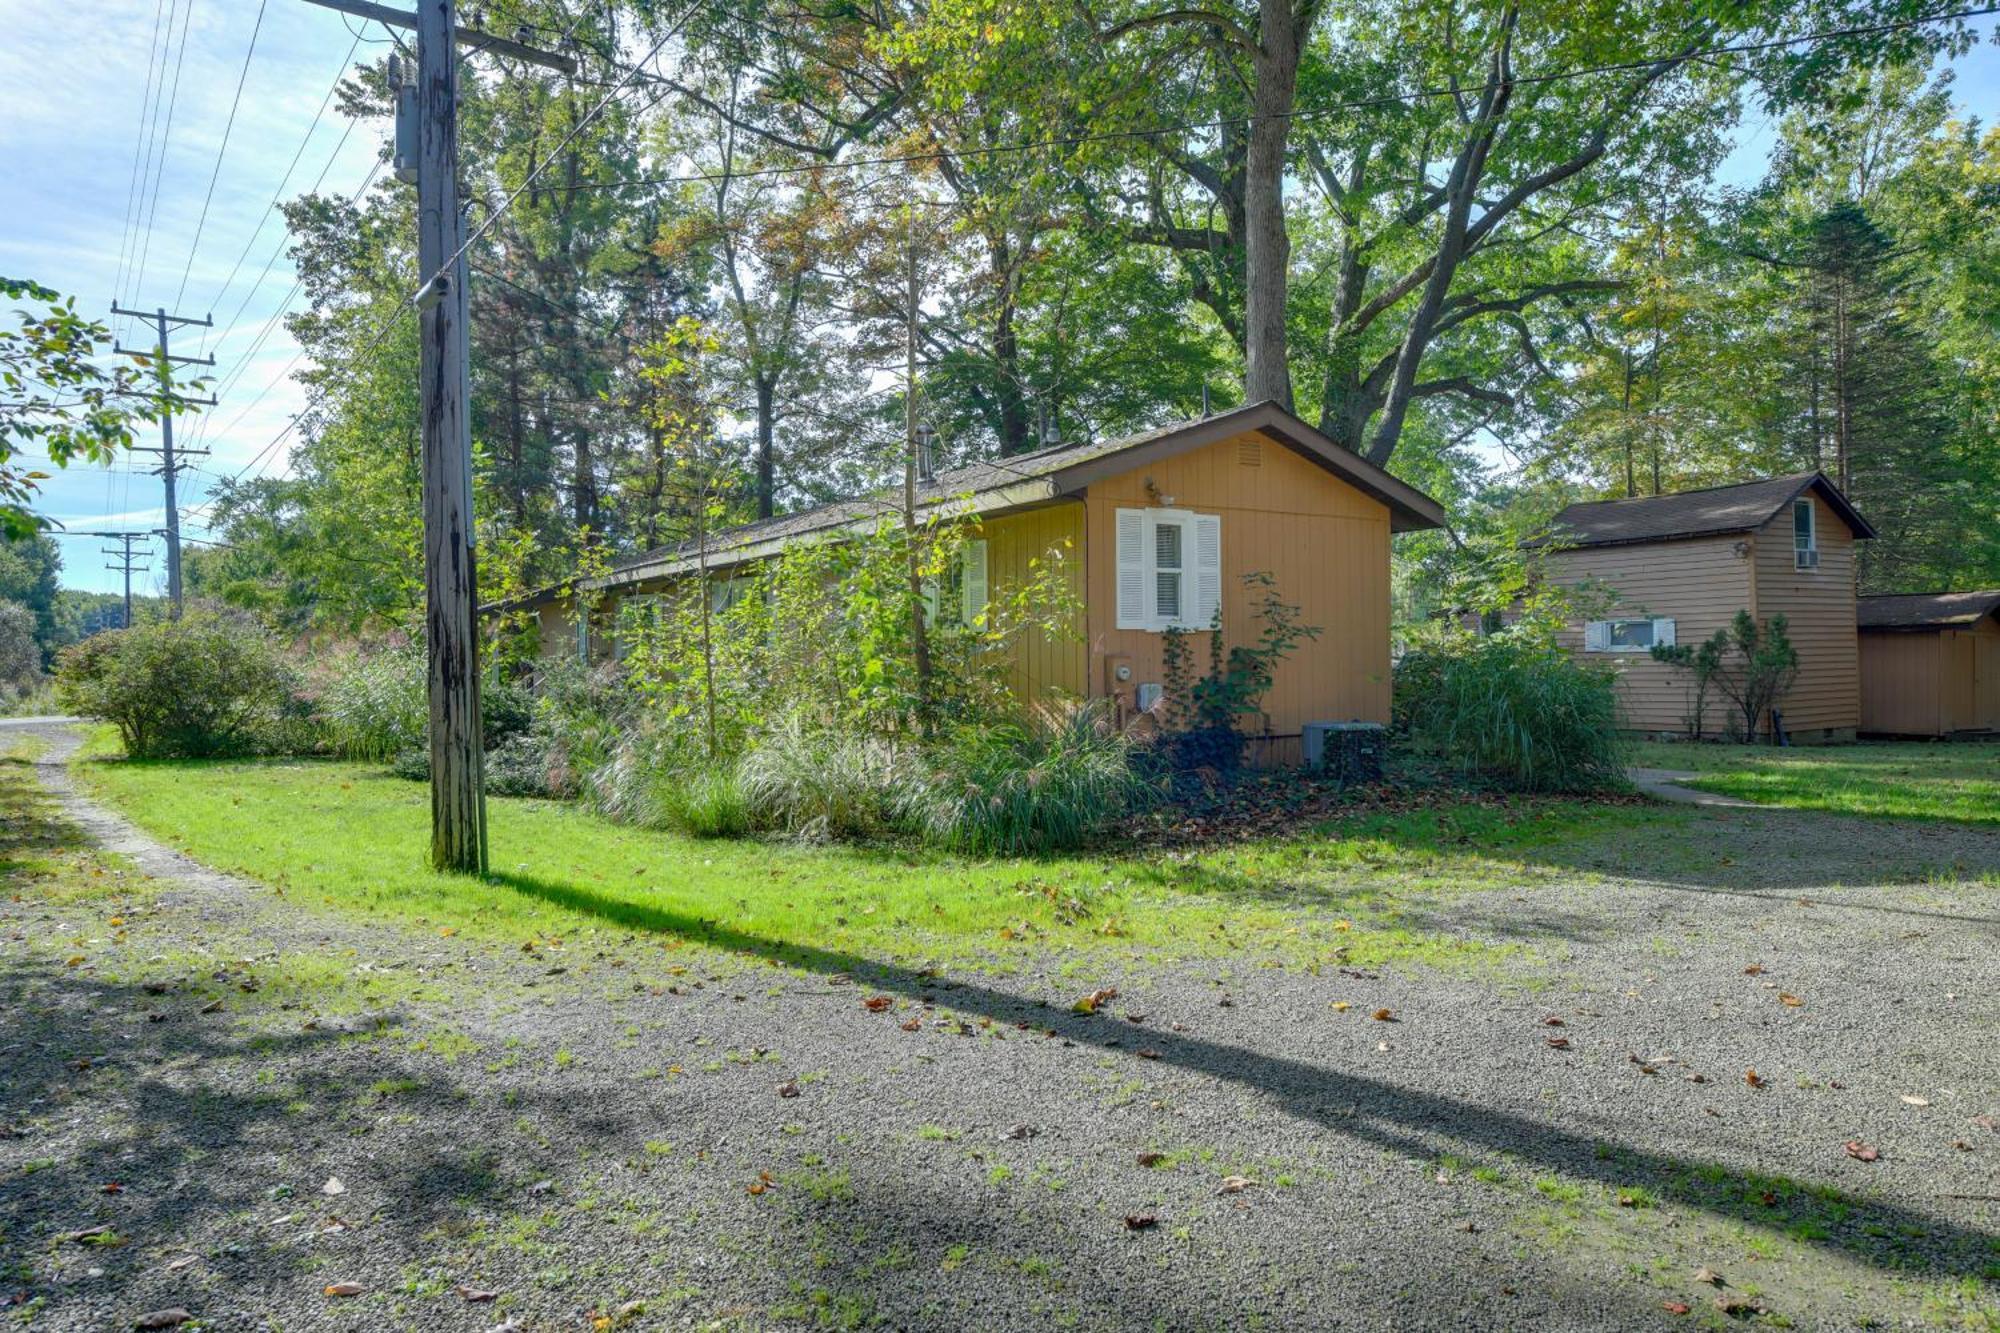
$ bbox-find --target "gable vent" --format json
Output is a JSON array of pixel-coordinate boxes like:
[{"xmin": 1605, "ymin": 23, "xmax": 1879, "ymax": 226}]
[{"xmin": 1237, "ymin": 439, "xmax": 1262, "ymax": 467}]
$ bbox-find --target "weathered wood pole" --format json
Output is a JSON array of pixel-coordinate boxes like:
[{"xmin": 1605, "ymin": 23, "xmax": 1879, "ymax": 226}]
[{"xmin": 416, "ymin": 0, "xmax": 488, "ymax": 872}]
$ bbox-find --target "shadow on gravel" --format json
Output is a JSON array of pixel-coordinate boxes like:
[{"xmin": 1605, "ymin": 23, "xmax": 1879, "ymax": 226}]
[
  {"xmin": 493, "ymin": 867, "xmax": 1999, "ymax": 1286},
  {"xmin": 0, "ymin": 958, "xmax": 508, "ymax": 1312}
]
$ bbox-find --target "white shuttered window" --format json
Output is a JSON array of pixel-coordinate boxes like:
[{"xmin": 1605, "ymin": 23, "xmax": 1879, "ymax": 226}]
[{"xmin": 1115, "ymin": 508, "xmax": 1222, "ymax": 631}]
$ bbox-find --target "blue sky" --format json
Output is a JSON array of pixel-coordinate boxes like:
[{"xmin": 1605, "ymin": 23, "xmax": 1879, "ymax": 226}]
[{"xmin": 1, "ymin": 3, "xmax": 1994, "ymax": 595}]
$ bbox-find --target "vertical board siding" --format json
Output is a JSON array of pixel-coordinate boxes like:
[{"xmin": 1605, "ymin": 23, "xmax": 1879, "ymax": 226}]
[
  {"xmin": 1081, "ymin": 429, "xmax": 1393, "ymax": 732},
  {"xmin": 1545, "ymin": 535, "xmax": 1752, "ymax": 734},
  {"xmin": 1858, "ymin": 632, "xmax": 1943, "ymax": 735},
  {"xmin": 1975, "ymin": 620, "xmax": 2000, "ymax": 731},
  {"xmin": 1750, "ymin": 492, "xmax": 1859, "ymax": 735},
  {"xmin": 977, "ymin": 504, "xmax": 1088, "ymax": 703}
]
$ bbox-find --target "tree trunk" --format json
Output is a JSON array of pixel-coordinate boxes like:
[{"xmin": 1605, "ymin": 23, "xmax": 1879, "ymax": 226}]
[
  {"xmin": 1241, "ymin": 0, "xmax": 1300, "ymax": 409},
  {"xmin": 753, "ymin": 376, "xmax": 776, "ymax": 519},
  {"xmin": 990, "ymin": 236, "xmax": 1031, "ymax": 454}
]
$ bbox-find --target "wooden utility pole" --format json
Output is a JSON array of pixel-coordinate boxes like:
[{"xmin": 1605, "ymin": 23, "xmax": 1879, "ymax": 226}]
[
  {"xmin": 110, "ymin": 305, "xmax": 214, "ymax": 617},
  {"xmin": 901, "ymin": 222, "xmax": 933, "ymax": 726},
  {"xmin": 296, "ymin": 0, "xmax": 570, "ymax": 873},
  {"xmin": 87, "ymin": 532, "xmax": 152, "ymax": 628},
  {"xmin": 413, "ymin": 0, "xmax": 487, "ymax": 873}
]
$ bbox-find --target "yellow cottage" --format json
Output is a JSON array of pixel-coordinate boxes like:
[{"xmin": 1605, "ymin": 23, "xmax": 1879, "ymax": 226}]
[{"xmin": 512, "ymin": 401, "xmax": 1445, "ymax": 762}]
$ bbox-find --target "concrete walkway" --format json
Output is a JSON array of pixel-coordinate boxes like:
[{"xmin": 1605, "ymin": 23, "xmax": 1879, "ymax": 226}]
[{"xmin": 1628, "ymin": 765, "xmax": 1763, "ymax": 808}]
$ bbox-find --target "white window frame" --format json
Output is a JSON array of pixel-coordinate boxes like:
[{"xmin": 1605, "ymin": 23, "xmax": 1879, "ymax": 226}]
[
  {"xmin": 1793, "ymin": 498, "xmax": 1818, "ymax": 570},
  {"xmin": 1115, "ymin": 507, "xmax": 1221, "ymax": 632},
  {"xmin": 1583, "ymin": 617, "xmax": 1676, "ymax": 653}
]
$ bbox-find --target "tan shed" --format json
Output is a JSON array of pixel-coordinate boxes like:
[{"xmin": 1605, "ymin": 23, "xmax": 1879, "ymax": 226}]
[
  {"xmin": 1528, "ymin": 473, "xmax": 1875, "ymax": 742},
  {"xmin": 1857, "ymin": 591, "xmax": 2000, "ymax": 736}
]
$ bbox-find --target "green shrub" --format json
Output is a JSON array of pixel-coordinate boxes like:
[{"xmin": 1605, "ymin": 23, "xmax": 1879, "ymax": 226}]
[
  {"xmin": 1395, "ymin": 629, "xmax": 1626, "ymax": 793},
  {"xmin": 736, "ymin": 713, "xmax": 917, "ymax": 840},
  {"xmin": 906, "ymin": 701, "xmax": 1153, "ymax": 854},
  {"xmin": 656, "ymin": 765, "xmax": 752, "ymax": 838},
  {"xmin": 54, "ymin": 613, "xmax": 296, "ymax": 758}
]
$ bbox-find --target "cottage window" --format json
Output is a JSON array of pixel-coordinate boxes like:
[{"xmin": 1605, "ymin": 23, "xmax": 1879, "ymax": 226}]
[
  {"xmin": 1584, "ymin": 617, "xmax": 1676, "ymax": 653},
  {"xmin": 1115, "ymin": 508, "xmax": 1221, "ymax": 631},
  {"xmin": 1793, "ymin": 499, "xmax": 1818, "ymax": 569},
  {"xmin": 921, "ymin": 539, "xmax": 989, "ymax": 628}
]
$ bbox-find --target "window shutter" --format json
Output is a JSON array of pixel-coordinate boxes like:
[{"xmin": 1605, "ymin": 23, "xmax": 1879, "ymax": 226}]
[
  {"xmin": 961, "ymin": 539, "xmax": 989, "ymax": 627},
  {"xmin": 1652, "ymin": 617, "xmax": 1676, "ymax": 648},
  {"xmin": 1115, "ymin": 509, "xmax": 1146, "ymax": 629},
  {"xmin": 1583, "ymin": 620, "xmax": 1609, "ymax": 652},
  {"xmin": 920, "ymin": 576, "xmax": 939, "ymax": 628},
  {"xmin": 1192, "ymin": 513, "xmax": 1222, "ymax": 630}
]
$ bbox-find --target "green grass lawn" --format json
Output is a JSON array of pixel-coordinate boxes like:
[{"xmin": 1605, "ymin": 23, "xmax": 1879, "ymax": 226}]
[
  {"xmin": 69, "ymin": 736, "xmax": 1658, "ymax": 975},
  {"xmin": 1628, "ymin": 739, "xmax": 2000, "ymax": 824}
]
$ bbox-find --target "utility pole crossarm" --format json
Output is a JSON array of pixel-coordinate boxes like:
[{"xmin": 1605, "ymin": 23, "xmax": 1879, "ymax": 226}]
[
  {"xmin": 113, "ymin": 343, "xmax": 216, "ymax": 368},
  {"xmin": 295, "ymin": 0, "xmax": 577, "ymax": 72}
]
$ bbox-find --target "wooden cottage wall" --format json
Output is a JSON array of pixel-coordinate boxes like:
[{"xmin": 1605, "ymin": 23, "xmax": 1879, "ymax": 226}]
[
  {"xmin": 1081, "ymin": 428, "xmax": 1394, "ymax": 735},
  {"xmin": 1544, "ymin": 535, "xmax": 1752, "ymax": 734},
  {"xmin": 976, "ymin": 504, "xmax": 1088, "ymax": 704},
  {"xmin": 1750, "ymin": 490, "xmax": 1860, "ymax": 736}
]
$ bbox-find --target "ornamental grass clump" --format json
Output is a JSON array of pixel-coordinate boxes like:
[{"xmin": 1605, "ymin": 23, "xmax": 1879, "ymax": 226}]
[{"xmin": 1395, "ymin": 627, "xmax": 1626, "ymax": 793}]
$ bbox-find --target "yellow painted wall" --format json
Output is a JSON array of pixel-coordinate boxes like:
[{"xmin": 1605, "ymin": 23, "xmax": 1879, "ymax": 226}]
[
  {"xmin": 977, "ymin": 504, "xmax": 1088, "ymax": 703},
  {"xmin": 1080, "ymin": 428, "xmax": 1394, "ymax": 733}
]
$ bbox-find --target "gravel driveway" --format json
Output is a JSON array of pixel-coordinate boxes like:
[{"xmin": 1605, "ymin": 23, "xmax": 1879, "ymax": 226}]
[{"xmin": 3, "ymin": 721, "xmax": 1996, "ymax": 1332}]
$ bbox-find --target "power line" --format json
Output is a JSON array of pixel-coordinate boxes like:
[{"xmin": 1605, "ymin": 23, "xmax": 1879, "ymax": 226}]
[
  {"xmin": 129, "ymin": 0, "xmax": 198, "ymax": 325},
  {"xmin": 542, "ymin": 4, "xmax": 2000, "ymax": 195},
  {"xmin": 175, "ymin": 0, "xmax": 271, "ymax": 310},
  {"xmin": 113, "ymin": 0, "xmax": 174, "ymax": 322}
]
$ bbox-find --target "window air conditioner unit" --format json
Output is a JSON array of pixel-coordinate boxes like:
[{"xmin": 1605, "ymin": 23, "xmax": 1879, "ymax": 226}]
[{"xmin": 1795, "ymin": 548, "xmax": 1820, "ymax": 570}]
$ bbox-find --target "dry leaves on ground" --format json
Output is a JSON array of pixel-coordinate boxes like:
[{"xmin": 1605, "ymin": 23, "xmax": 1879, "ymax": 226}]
[
  {"xmin": 1073, "ymin": 987, "xmax": 1118, "ymax": 1015},
  {"xmin": 1844, "ymin": 1140, "xmax": 1880, "ymax": 1162}
]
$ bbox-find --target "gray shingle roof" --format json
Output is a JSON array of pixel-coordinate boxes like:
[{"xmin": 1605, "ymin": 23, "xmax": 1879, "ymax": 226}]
[
  {"xmin": 589, "ymin": 400, "xmax": 1445, "ymax": 591},
  {"xmin": 1527, "ymin": 473, "xmax": 1875, "ymax": 550},
  {"xmin": 1858, "ymin": 590, "xmax": 2000, "ymax": 630}
]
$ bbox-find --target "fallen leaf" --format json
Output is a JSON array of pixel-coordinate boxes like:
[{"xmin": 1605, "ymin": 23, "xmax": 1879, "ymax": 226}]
[
  {"xmin": 1215, "ymin": 1175, "xmax": 1257, "ymax": 1195},
  {"xmin": 1743, "ymin": 964, "xmax": 1764, "ymax": 976},
  {"xmin": 1000, "ymin": 1123, "xmax": 1036, "ymax": 1141},
  {"xmin": 164, "ymin": 1255, "xmax": 198, "ymax": 1271},
  {"xmin": 323, "ymin": 1282, "xmax": 366, "ymax": 1297},
  {"xmin": 1661, "ymin": 1301, "xmax": 1690, "ymax": 1315},
  {"xmin": 1975, "ymin": 1114, "xmax": 1999, "ymax": 1133},
  {"xmin": 1844, "ymin": 1140, "xmax": 1879, "ymax": 1162},
  {"xmin": 899, "ymin": 1017, "xmax": 921, "ymax": 1032},
  {"xmin": 1616, "ymin": 1192, "xmax": 1642, "ymax": 1207},
  {"xmin": 65, "ymin": 955, "xmax": 84, "ymax": 968},
  {"xmin": 1376, "ymin": 1040, "xmax": 1392, "ymax": 1052},
  {"xmin": 746, "ymin": 1181, "xmax": 768, "ymax": 1195},
  {"xmin": 1072, "ymin": 987, "xmax": 1118, "ymax": 1015},
  {"xmin": 133, "ymin": 1311, "xmax": 193, "ymax": 1330},
  {"xmin": 1713, "ymin": 1294, "xmax": 1765, "ymax": 1316},
  {"xmin": 1331, "ymin": 1001, "xmax": 1351, "ymax": 1012},
  {"xmin": 1136, "ymin": 1151, "xmax": 1168, "ymax": 1167},
  {"xmin": 1900, "ymin": 1094, "xmax": 1930, "ymax": 1107},
  {"xmin": 1371, "ymin": 1008, "xmax": 1395, "ymax": 1022},
  {"xmin": 1136, "ymin": 1048, "xmax": 1162, "ymax": 1060},
  {"xmin": 1744, "ymin": 1068, "xmax": 1765, "ymax": 1089},
  {"xmin": 1542, "ymin": 1016, "xmax": 1565, "ymax": 1027},
  {"xmin": 862, "ymin": 996, "xmax": 893, "ymax": 1013},
  {"xmin": 1685, "ymin": 1072, "xmax": 1707, "ymax": 1084},
  {"xmin": 776, "ymin": 1080, "xmax": 800, "ymax": 1099},
  {"xmin": 1123, "ymin": 1213, "xmax": 1157, "ymax": 1230},
  {"xmin": 100, "ymin": 1182, "xmax": 123, "ymax": 1194},
  {"xmin": 1546, "ymin": 1037, "xmax": 1571, "ymax": 1050},
  {"xmin": 1951, "ymin": 1139, "xmax": 1972, "ymax": 1151},
  {"xmin": 1779, "ymin": 993, "xmax": 1803, "ymax": 1008},
  {"xmin": 1692, "ymin": 1265, "xmax": 1725, "ymax": 1286},
  {"xmin": 1333, "ymin": 920, "xmax": 1351, "ymax": 931},
  {"xmin": 198, "ymin": 1000, "xmax": 223, "ymax": 1015},
  {"xmin": 455, "ymin": 1285, "xmax": 498, "ymax": 1303},
  {"xmin": 320, "ymin": 1176, "xmax": 346, "ymax": 1196}
]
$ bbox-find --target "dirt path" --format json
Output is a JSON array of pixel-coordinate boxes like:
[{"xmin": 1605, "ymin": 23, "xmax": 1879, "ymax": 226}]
[{"xmin": 4, "ymin": 724, "xmax": 1997, "ymax": 1332}]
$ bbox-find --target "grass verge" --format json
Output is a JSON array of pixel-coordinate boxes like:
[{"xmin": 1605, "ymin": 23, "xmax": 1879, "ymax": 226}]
[
  {"xmin": 1629, "ymin": 740, "xmax": 2000, "ymax": 824},
  {"xmin": 69, "ymin": 734, "xmax": 1661, "ymax": 973}
]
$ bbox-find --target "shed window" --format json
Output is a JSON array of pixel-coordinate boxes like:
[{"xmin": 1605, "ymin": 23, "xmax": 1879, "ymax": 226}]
[
  {"xmin": 921, "ymin": 539, "xmax": 989, "ymax": 628},
  {"xmin": 1793, "ymin": 499, "xmax": 1818, "ymax": 569},
  {"xmin": 1115, "ymin": 508, "xmax": 1221, "ymax": 631},
  {"xmin": 1584, "ymin": 617, "xmax": 1676, "ymax": 653}
]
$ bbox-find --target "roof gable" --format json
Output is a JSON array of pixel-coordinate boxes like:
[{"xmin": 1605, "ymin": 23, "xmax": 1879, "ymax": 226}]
[
  {"xmin": 593, "ymin": 401, "xmax": 1445, "ymax": 590},
  {"xmin": 1858, "ymin": 589, "xmax": 2000, "ymax": 630},
  {"xmin": 1528, "ymin": 472, "xmax": 1875, "ymax": 551}
]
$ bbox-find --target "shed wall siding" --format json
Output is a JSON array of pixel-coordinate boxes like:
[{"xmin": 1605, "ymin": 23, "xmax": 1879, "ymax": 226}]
[
  {"xmin": 1082, "ymin": 428, "xmax": 1393, "ymax": 733},
  {"xmin": 1544, "ymin": 535, "xmax": 1751, "ymax": 734},
  {"xmin": 1750, "ymin": 491, "xmax": 1859, "ymax": 734},
  {"xmin": 1858, "ymin": 632, "xmax": 1942, "ymax": 735}
]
